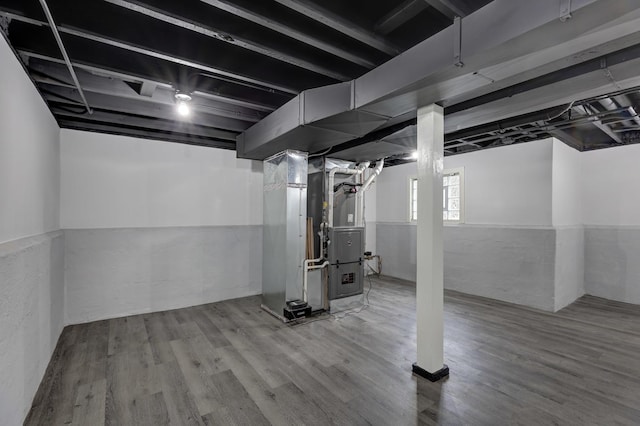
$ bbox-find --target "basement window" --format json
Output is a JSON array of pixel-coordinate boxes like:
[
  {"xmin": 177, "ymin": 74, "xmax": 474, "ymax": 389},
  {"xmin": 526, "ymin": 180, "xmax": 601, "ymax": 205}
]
[{"xmin": 409, "ymin": 167, "xmax": 464, "ymax": 223}]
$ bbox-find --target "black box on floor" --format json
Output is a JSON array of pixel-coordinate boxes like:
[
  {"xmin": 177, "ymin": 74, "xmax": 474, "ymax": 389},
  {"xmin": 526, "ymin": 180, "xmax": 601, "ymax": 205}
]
[{"xmin": 284, "ymin": 300, "xmax": 312, "ymax": 320}]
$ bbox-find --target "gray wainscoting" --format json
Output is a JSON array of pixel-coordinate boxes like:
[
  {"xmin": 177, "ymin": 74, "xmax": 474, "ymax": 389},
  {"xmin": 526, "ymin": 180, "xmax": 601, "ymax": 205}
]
[
  {"xmin": 585, "ymin": 226, "xmax": 640, "ymax": 305},
  {"xmin": 554, "ymin": 226, "xmax": 585, "ymax": 310},
  {"xmin": 377, "ymin": 223, "xmax": 563, "ymax": 311},
  {"xmin": 64, "ymin": 226, "xmax": 262, "ymax": 324},
  {"xmin": 375, "ymin": 223, "xmax": 417, "ymax": 282},
  {"xmin": 444, "ymin": 225, "xmax": 557, "ymax": 311},
  {"xmin": 0, "ymin": 231, "xmax": 65, "ymax": 426}
]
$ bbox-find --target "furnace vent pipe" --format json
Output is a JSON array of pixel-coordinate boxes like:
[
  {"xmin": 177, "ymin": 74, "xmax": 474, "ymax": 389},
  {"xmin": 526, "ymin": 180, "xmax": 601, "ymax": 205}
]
[
  {"xmin": 362, "ymin": 159, "xmax": 384, "ymax": 192},
  {"xmin": 356, "ymin": 159, "xmax": 384, "ymax": 227},
  {"xmin": 327, "ymin": 167, "xmax": 364, "ymax": 228},
  {"xmin": 302, "ymin": 258, "xmax": 329, "ymax": 303}
]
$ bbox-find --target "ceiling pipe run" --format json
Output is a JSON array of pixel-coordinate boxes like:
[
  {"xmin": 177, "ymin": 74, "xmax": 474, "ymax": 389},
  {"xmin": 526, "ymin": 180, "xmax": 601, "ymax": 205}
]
[{"xmin": 37, "ymin": 0, "xmax": 92, "ymax": 115}]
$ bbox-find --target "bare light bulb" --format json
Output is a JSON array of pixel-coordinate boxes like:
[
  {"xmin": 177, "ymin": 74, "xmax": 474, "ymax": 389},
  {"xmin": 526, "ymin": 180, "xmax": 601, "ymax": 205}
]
[
  {"xmin": 177, "ymin": 101, "xmax": 190, "ymax": 117},
  {"xmin": 174, "ymin": 92, "xmax": 192, "ymax": 118},
  {"xmin": 410, "ymin": 151, "xmax": 418, "ymax": 160}
]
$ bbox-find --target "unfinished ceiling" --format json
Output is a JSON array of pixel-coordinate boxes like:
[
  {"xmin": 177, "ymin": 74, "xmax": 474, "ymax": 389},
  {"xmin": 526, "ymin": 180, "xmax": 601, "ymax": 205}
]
[{"xmin": 2, "ymin": 0, "xmax": 640, "ymax": 163}]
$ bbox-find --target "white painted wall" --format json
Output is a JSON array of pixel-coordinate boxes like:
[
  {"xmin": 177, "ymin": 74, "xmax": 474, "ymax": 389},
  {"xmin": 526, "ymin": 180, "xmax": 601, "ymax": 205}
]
[
  {"xmin": 552, "ymin": 140, "xmax": 582, "ymax": 226},
  {"xmin": 581, "ymin": 143, "xmax": 640, "ymax": 305},
  {"xmin": 445, "ymin": 139, "xmax": 554, "ymax": 226},
  {"xmin": 0, "ymin": 36, "xmax": 64, "ymax": 426},
  {"xmin": 377, "ymin": 138, "xmax": 554, "ymax": 226},
  {"xmin": 61, "ymin": 130, "xmax": 263, "ymax": 228},
  {"xmin": 582, "ymin": 144, "xmax": 640, "ymax": 226},
  {"xmin": 0, "ymin": 40, "xmax": 60, "ymax": 244},
  {"xmin": 375, "ymin": 161, "xmax": 415, "ymax": 223}
]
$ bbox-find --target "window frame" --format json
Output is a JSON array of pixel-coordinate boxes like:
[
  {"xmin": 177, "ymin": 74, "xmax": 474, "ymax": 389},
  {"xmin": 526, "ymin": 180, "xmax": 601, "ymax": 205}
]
[{"xmin": 408, "ymin": 167, "xmax": 465, "ymax": 224}]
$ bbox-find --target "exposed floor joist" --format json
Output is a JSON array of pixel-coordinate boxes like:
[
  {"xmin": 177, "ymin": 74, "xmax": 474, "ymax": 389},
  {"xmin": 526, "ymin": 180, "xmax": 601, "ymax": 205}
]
[
  {"xmin": 198, "ymin": 0, "xmax": 378, "ymax": 68},
  {"xmin": 272, "ymin": 0, "xmax": 399, "ymax": 55},
  {"xmin": 104, "ymin": 0, "xmax": 350, "ymax": 81}
]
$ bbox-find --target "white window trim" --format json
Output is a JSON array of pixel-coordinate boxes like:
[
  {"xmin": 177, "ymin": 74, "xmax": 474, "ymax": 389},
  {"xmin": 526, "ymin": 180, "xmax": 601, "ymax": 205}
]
[
  {"xmin": 444, "ymin": 167, "xmax": 465, "ymax": 224},
  {"xmin": 408, "ymin": 175, "xmax": 417, "ymax": 222},
  {"xmin": 408, "ymin": 167, "xmax": 465, "ymax": 224}
]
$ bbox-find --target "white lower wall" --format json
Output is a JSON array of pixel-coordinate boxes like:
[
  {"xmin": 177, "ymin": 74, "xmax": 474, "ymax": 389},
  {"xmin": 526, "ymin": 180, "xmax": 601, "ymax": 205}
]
[
  {"xmin": 377, "ymin": 223, "xmax": 559, "ymax": 310},
  {"xmin": 64, "ymin": 226, "xmax": 262, "ymax": 324},
  {"xmin": 554, "ymin": 226, "xmax": 585, "ymax": 310},
  {"xmin": 584, "ymin": 226, "xmax": 640, "ymax": 305},
  {"xmin": 0, "ymin": 233, "xmax": 65, "ymax": 426}
]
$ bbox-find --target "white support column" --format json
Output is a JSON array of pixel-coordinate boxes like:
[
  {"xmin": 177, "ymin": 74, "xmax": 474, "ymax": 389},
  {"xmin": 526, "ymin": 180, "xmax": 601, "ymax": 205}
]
[{"xmin": 412, "ymin": 104, "xmax": 449, "ymax": 381}]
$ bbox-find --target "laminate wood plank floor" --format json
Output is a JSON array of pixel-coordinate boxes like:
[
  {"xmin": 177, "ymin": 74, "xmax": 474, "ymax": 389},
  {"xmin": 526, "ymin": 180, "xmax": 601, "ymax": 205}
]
[{"xmin": 25, "ymin": 276, "xmax": 640, "ymax": 425}]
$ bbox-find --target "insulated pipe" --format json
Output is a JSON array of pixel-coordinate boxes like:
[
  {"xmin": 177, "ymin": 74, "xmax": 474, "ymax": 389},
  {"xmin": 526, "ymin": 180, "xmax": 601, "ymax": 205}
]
[
  {"xmin": 38, "ymin": 0, "xmax": 92, "ymax": 115},
  {"xmin": 302, "ymin": 259, "xmax": 329, "ymax": 303},
  {"xmin": 327, "ymin": 167, "xmax": 363, "ymax": 228},
  {"xmin": 356, "ymin": 159, "xmax": 384, "ymax": 227}
]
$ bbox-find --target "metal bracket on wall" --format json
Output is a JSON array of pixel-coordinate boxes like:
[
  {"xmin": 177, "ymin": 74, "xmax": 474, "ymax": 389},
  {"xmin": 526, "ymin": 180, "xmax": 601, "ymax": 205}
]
[
  {"xmin": 453, "ymin": 16, "xmax": 463, "ymax": 67},
  {"xmin": 560, "ymin": 0, "xmax": 572, "ymax": 22},
  {"xmin": 0, "ymin": 15, "xmax": 10, "ymax": 35}
]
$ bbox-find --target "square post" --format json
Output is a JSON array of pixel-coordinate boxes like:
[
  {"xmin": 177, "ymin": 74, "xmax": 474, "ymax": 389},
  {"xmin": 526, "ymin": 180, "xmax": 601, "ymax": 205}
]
[{"xmin": 412, "ymin": 104, "xmax": 448, "ymax": 381}]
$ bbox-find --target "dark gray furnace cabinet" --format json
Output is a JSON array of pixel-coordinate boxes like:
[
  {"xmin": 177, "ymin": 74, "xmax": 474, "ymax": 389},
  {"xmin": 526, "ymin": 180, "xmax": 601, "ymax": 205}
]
[
  {"xmin": 308, "ymin": 157, "xmax": 366, "ymax": 301},
  {"xmin": 328, "ymin": 227, "xmax": 364, "ymax": 299}
]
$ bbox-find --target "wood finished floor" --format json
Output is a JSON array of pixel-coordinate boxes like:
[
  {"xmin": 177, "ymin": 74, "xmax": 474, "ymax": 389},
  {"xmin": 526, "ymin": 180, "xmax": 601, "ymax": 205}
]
[{"xmin": 25, "ymin": 276, "xmax": 640, "ymax": 425}]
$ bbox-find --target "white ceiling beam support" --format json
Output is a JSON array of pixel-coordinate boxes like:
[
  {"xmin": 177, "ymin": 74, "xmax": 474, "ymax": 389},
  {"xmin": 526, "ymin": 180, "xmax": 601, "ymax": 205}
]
[
  {"xmin": 272, "ymin": 0, "xmax": 399, "ymax": 55},
  {"xmin": 198, "ymin": 0, "xmax": 377, "ymax": 68},
  {"xmin": 104, "ymin": 0, "xmax": 349, "ymax": 81},
  {"xmin": 412, "ymin": 103, "xmax": 448, "ymax": 382}
]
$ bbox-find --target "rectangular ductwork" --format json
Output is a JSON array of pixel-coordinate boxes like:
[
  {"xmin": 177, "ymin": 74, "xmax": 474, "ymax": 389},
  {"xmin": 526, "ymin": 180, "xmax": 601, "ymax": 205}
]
[
  {"xmin": 262, "ymin": 150, "xmax": 308, "ymax": 319},
  {"xmin": 237, "ymin": 81, "xmax": 391, "ymax": 160},
  {"xmin": 237, "ymin": 0, "xmax": 640, "ymax": 161}
]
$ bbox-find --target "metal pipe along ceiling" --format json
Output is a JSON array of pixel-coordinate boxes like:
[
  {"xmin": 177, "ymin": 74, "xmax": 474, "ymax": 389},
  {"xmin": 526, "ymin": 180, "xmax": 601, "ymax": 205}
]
[
  {"xmin": 236, "ymin": 0, "xmax": 640, "ymax": 161},
  {"xmin": 37, "ymin": 0, "xmax": 92, "ymax": 115}
]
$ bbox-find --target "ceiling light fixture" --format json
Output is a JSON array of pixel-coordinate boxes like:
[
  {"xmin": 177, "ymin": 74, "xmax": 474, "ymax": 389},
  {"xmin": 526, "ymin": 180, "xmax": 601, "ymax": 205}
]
[{"xmin": 175, "ymin": 91, "xmax": 192, "ymax": 117}]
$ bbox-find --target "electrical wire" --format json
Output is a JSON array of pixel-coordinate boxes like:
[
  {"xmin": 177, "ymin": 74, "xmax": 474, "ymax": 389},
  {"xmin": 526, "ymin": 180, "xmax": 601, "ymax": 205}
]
[
  {"xmin": 545, "ymin": 101, "xmax": 575, "ymax": 121},
  {"xmin": 290, "ymin": 274, "xmax": 374, "ymax": 327},
  {"xmin": 308, "ymin": 146, "xmax": 333, "ymax": 158}
]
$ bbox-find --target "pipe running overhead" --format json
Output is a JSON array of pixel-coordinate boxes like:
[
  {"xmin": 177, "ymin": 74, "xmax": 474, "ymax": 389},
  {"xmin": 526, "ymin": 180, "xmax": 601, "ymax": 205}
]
[{"xmin": 37, "ymin": 0, "xmax": 92, "ymax": 115}]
